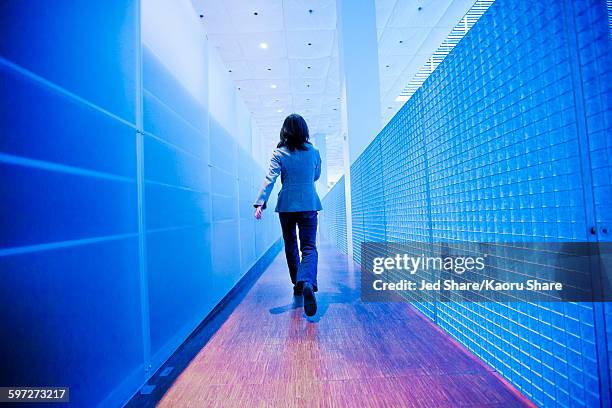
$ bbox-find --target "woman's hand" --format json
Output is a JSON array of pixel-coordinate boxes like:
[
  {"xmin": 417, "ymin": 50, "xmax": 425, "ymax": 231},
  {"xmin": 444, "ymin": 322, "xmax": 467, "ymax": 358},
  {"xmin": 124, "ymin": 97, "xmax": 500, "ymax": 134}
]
[{"xmin": 254, "ymin": 206, "xmax": 263, "ymax": 220}]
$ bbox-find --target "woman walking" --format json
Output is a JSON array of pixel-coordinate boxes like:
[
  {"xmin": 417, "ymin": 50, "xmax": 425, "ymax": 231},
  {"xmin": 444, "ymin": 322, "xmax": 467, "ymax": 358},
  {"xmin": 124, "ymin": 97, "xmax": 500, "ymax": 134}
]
[{"xmin": 253, "ymin": 114, "xmax": 322, "ymax": 317}]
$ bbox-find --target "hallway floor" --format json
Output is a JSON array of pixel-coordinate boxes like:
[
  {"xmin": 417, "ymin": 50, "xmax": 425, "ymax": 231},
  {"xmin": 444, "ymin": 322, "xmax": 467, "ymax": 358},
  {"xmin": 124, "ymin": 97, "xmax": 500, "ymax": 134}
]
[{"xmin": 154, "ymin": 243, "xmax": 532, "ymax": 407}]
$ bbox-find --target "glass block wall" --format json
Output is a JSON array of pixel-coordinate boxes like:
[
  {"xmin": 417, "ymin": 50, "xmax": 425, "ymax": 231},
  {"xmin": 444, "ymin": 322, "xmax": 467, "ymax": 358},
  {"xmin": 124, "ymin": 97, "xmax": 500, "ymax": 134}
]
[
  {"xmin": 321, "ymin": 0, "xmax": 612, "ymax": 406},
  {"xmin": 320, "ymin": 177, "xmax": 347, "ymax": 253}
]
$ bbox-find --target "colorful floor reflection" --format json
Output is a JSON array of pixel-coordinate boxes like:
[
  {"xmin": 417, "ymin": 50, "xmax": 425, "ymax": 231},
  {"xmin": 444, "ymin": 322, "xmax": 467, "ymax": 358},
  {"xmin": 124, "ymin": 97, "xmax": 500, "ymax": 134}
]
[{"xmin": 146, "ymin": 243, "xmax": 534, "ymax": 407}]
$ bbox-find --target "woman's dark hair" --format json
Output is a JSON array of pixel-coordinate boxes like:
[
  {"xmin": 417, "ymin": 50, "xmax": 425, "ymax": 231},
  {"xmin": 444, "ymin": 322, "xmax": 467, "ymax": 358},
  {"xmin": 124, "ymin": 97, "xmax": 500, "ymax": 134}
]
[{"xmin": 277, "ymin": 113, "xmax": 310, "ymax": 151}]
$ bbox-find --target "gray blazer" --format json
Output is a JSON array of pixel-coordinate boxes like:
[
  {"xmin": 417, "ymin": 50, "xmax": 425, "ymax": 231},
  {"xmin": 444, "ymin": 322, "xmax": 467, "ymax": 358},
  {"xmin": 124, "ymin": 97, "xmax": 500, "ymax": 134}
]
[{"xmin": 254, "ymin": 143, "xmax": 323, "ymax": 212}]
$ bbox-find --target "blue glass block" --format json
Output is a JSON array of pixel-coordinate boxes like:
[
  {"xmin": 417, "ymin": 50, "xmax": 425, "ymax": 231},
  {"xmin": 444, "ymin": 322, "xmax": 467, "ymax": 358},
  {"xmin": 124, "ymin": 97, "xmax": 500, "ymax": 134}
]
[{"xmin": 317, "ymin": 0, "xmax": 612, "ymax": 405}]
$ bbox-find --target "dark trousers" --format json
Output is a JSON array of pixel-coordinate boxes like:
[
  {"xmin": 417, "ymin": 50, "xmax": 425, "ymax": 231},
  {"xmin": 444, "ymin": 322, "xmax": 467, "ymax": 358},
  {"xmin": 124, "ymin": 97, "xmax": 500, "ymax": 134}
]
[{"xmin": 279, "ymin": 211, "xmax": 318, "ymax": 291}]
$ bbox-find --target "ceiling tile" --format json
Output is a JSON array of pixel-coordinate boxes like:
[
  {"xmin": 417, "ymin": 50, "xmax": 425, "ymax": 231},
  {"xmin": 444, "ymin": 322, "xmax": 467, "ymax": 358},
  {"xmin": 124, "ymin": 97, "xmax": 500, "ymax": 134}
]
[
  {"xmin": 226, "ymin": 60, "xmax": 252, "ymax": 80},
  {"xmin": 386, "ymin": 0, "xmax": 452, "ymax": 28},
  {"xmin": 321, "ymin": 94, "xmax": 340, "ymax": 107},
  {"xmin": 260, "ymin": 93, "xmax": 293, "ymax": 108},
  {"xmin": 253, "ymin": 78, "xmax": 292, "ymax": 95},
  {"xmin": 201, "ymin": 13, "xmax": 233, "ymax": 34},
  {"xmin": 283, "ymin": 0, "xmax": 337, "ymax": 31},
  {"xmin": 230, "ymin": 5, "xmax": 285, "ymax": 33},
  {"xmin": 375, "ymin": 0, "xmax": 397, "ymax": 37},
  {"xmin": 326, "ymin": 56, "xmax": 339, "ymax": 80},
  {"xmin": 378, "ymin": 27, "xmax": 430, "ymax": 56},
  {"xmin": 289, "ymin": 57, "xmax": 330, "ymax": 79},
  {"xmin": 291, "ymin": 78, "xmax": 326, "ymax": 94},
  {"xmin": 247, "ymin": 58, "xmax": 291, "ymax": 79},
  {"xmin": 223, "ymin": 0, "xmax": 282, "ymax": 11},
  {"xmin": 194, "ymin": 1, "xmax": 234, "ymax": 33},
  {"xmin": 240, "ymin": 93, "xmax": 262, "ymax": 106},
  {"xmin": 208, "ymin": 34, "xmax": 244, "ymax": 61},
  {"xmin": 378, "ymin": 54, "xmax": 415, "ymax": 79},
  {"xmin": 236, "ymin": 32, "xmax": 288, "ymax": 59},
  {"xmin": 293, "ymin": 94, "xmax": 320, "ymax": 108},
  {"xmin": 285, "ymin": 30, "xmax": 335, "ymax": 58}
]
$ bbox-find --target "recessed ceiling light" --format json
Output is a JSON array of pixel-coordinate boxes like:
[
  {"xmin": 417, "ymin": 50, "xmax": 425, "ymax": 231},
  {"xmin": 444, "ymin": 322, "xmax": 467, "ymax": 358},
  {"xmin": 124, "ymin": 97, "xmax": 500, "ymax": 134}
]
[
  {"xmin": 259, "ymin": 42, "xmax": 268, "ymax": 49},
  {"xmin": 277, "ymin": 109, "xmax": 283, "ymax": 113},
  {"xmin": 270, "ymin": 84, "xmax": 277, "ymax": 89}
]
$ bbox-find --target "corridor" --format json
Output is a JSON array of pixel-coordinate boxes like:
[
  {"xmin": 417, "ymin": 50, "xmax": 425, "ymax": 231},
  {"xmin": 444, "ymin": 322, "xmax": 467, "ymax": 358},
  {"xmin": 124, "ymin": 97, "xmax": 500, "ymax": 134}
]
[
  {"xmin": 2, "ymin": 0, "xmax": 611, "ymax": 406},
  {"xmin": 129, "ymin": 244, "xmax": 532, "ymax": 407}
]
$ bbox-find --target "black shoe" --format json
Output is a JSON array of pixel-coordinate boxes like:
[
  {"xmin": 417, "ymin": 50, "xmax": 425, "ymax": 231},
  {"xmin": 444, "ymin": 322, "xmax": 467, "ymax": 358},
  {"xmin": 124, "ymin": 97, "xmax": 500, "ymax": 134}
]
[
  {"xmin": 302, "ymin": 283, "xmax": 317, "ymax": 317},
  {"xmin": 293, "ymin": 285, "xmax": 303, "ymax": 296}
]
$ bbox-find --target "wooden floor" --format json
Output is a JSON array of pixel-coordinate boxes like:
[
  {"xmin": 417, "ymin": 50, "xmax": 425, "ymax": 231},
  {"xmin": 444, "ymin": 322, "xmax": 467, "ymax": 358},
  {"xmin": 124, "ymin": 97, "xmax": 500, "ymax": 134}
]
[{"xmin": 156, "ymin": 243, "xmax": 533, "ymax": 408}]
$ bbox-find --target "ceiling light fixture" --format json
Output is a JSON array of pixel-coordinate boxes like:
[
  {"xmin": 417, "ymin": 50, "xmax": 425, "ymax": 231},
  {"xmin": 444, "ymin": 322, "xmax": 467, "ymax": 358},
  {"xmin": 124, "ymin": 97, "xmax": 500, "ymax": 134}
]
[
  {"xmin": 270, "ymin": 84, "xmax": 277, "ymax": 89},
  {"xmin": 277, "ymin": 109, "xmax": 283, "ymax": 113},
  {"xmin": 259, "ymin": 42, "xmax": 268, "ymax": 49}
]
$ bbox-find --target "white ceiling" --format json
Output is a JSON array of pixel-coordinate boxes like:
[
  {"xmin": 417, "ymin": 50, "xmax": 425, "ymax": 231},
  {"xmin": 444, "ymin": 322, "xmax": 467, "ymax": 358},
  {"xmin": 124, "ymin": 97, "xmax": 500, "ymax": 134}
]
[
  {"xmin": 191, "ymin": 0, "xmax": 341, "ymax": 165},
  {"xmin": 377, "ymin": 0, "xmax": 476, "ymax": 126},
  {"xmin": 191, "ymin": 0, "xmax": 478, "ymax": 184}
]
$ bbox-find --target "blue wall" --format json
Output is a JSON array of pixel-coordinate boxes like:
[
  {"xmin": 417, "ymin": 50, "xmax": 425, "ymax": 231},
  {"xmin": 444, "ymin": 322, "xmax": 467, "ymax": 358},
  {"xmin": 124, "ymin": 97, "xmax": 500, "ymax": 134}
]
[
  {"xmin": 321, "ymin": 0, "xmax": 612, "ymax": 406},
  {"xmin": 319, "ymin": 177, "xmax": 347, "ymax": 253},
  {"xmin": 0, "ymin": 0, "xmax": 280, "ymax": 406}
]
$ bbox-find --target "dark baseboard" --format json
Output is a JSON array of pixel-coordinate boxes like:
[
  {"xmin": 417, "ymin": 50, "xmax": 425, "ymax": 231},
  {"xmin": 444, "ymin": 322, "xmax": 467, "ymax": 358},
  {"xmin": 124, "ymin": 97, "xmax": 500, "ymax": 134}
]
[{"xmin": 124, "ymin": 237, "xmax": 283, "ymax": 407}]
